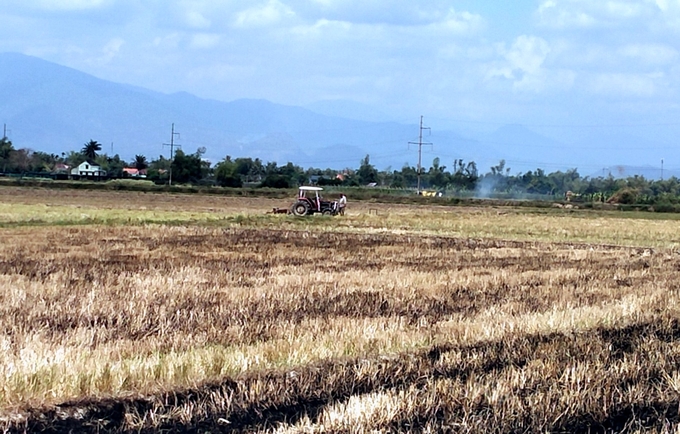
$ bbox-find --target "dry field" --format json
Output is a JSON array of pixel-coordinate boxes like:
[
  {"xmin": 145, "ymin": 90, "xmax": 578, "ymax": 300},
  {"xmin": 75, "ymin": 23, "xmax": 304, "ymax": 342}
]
[{"xmin": 0, "ymin": 186, "xmax": 680, "ymax": 432}]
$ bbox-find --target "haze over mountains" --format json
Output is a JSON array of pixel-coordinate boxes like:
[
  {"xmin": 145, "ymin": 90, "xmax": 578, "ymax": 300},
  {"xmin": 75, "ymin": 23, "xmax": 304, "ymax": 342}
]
[{"xmin": 0, "ymin": 52, "xmax": 675, "ymax": 178}]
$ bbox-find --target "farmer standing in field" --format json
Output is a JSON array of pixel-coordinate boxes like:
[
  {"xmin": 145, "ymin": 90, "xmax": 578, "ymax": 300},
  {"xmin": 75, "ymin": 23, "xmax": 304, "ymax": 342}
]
[{"xmin": 338, "ymin": 193, "xmax": 347, "ymax": 215}]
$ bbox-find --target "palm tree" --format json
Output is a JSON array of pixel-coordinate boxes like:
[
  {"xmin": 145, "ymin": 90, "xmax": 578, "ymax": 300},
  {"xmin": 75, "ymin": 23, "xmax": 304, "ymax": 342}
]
[
  {"xmin": 0, "ymin": 137, "xmax": 14, "ymax": 173},
  {"xmin": 81, "ymin": 140, "xmax": 102, "ymax": 161},
  {"xmin": 134, "ymin": 154, "xmax": 148, "ymax": 171}
]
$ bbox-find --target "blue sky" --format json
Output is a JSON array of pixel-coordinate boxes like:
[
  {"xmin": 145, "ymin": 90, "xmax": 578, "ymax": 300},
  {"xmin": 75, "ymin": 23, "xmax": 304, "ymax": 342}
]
[{"xmin": 2, "ymin": 1, "xmax": 680, "ymax": 171}]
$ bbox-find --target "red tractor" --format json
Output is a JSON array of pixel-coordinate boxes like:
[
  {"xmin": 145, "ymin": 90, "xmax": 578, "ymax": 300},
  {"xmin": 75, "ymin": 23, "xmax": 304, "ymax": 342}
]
[{"xmin": 290, "ymin": 186, "xmax": 338, "ymax": 216}]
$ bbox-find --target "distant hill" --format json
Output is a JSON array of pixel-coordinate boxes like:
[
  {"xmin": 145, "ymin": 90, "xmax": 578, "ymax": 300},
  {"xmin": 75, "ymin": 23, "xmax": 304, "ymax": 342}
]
[
  {"xmin": 0, "ymin": 52, "xmax": 472, "ymax": 169},
  {"xmin": 0, "ymin": 52, "xmax": 671, "ymax": 175}
]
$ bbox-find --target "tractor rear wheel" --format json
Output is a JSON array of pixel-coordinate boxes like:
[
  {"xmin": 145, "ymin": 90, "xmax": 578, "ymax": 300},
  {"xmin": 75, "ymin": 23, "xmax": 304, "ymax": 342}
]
[{"xmin": 291, "ymin": 201, "xmax": 310, "ymax": 216}]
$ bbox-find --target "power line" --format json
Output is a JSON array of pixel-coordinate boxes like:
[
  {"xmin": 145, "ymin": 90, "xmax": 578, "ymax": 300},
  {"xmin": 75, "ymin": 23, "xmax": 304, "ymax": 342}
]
[
  {"xmin": 408, "ymin": 116, "xmax": 432, "ymax": 192},
  {"xmin": 162, "ymin": 123, "xmax": 181, "ymax": 186}
]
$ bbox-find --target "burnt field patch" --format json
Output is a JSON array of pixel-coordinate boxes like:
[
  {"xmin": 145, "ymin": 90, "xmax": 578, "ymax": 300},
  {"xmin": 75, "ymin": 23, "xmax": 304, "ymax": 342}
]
[
  {"xmin": 6, "ymin": 318, "xmax": 680, "ymax": 433},
  {"xmin": 0, "ymin": 224, "xmax": 679, "ymax": 432},
  {"xmin": 0, "ymin": 227, "xmax": 658, "ymax": 341}
]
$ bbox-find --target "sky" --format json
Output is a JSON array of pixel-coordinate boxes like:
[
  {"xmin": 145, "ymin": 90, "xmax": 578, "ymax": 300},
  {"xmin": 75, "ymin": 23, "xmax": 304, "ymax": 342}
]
[{"xmin": 2, "ymin": 0, "xmax": 680, "ymax": 171}]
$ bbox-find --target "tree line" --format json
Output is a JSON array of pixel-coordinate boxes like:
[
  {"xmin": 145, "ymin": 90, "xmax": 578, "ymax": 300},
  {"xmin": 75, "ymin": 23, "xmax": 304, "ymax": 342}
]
[{"xmin": 2, "ymin": 136, "xmax": 680, "ymax": 206}]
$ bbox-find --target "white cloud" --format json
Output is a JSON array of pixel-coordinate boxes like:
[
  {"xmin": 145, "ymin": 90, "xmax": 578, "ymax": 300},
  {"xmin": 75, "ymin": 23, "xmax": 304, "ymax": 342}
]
[
  {"xmin": 284, "ymin": 1, "xmax": 484, "ymax": 29},
  {"xmin": 587, "ymin": 72, "xmax": 662, "ymax": 97},
  {"xmin": 426, "ymin": 9, "xmax": 484, "ymax": 35},
  {"xmin": 605, "ymin": 1, "xmax": 645, "ymax": 18},
  {"xmin": 482, "ymin": 35, "xmax": 581, "ymax": 95},
  {"xmin": 33, "ymin": 0, "xmax": 110, "ymax": 11},
  {"xmin": 102, "ymin": 37, "xmax": 123, "ymax": 59},
  {"xmin": 185, "ymin": 10, "xmax": 211, "ymax": 29},
  {"xmin": 234, "ymin": 0, "xmax": 296, "ymax": 28},
  {"xmin": 506, "ymin": 35, "xmax": 551, "ymax": 75},
  {"xmin": 190, "ymin": 33, "xmax": 221, "ymax": 49},
  {"xmin": 619, "ymin": 44, "xmax": 679, "ymax": 65},
  {"xmin": 537, "ymin": 0, "xmax": 680, "ymax": 33},
  {"xmin": 283, "ymin": 5, "xmax": 483, "ymax": 71},
  {"xmin": 487, "ymin": 35, "xmax": 555, "ymax": 92},
  {"xmin": 537, "ymin": 0, "xmax": 652, "ymax": 28},
  {"xmin": 152, "ymin": 33, "xmax": 182, "ymax": 50},
  {"xmin": 2, "ymin": 0, "xmax": 113, "ymax": 13},
  {"xmin": 647, "ymin": 0, "xmax": 680, "ymax": 29},
  {"xmin": 289, "ymin": 18, "xmax": 351, "ymax": 38},
  {"xmin": 83, "ymin": 37, "xmax": 124, "ymax": 67},
  {"xmin": 652, "ymin": 0, "xmax": 670, "ymax": 11},
  {"xmin": 537, "ymin": 1, "xmax": 596, "ymax": 28}
]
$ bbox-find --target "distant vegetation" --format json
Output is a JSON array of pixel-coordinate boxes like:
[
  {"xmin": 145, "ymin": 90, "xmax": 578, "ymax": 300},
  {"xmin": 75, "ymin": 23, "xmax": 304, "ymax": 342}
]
[{"xmin": 3, "ymin": 135, "xmax": 680, "ymax": 210}]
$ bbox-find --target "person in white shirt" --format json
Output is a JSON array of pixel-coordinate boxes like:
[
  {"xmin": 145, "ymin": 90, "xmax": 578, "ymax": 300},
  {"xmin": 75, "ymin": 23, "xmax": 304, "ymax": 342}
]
[{"xmin": 338, "ymin": 193, "xmax": 347, "ymax": 215}]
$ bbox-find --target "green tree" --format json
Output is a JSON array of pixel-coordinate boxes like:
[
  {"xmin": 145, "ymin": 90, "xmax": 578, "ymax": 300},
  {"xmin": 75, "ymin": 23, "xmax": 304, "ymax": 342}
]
[
  {"xmin": 389, "ymin": 169, "xmax": 406, "ymax": 188},
  {"xmin": 134, "ymin": 155, "xmax": 148, "ymax": 171},
  {"xmin": 65, "ymin": 150, "xmax": 86, "ymax": 168},
  {"xmin": 428, "ymin": 157, "xmax": 448, "ymax": 188},
  {"xmin": 96, "ymin": 154, "xmax": 125, "ymax": 178},
  {"xmin": 0, "ymin": 137, "xmax": 14, "ymax": 172},
  {"xmin": 397, "ymin": 165, "xmax": 418, "ymax": 188},
  {"xmin": 548, "ymin": 168, "xmax": 580, "ymax": 195},
  {"xmin": 232, "ymin": 157, "xmax": 265, "ymax": 183},
  {"xmin": 9, "ymin": 148, "xmax": 31, "ymax": 173},
  {"xmin": 264, "ymin": 161, "xmax": 279, "ymax": 176},
  {"xmin": 527, "ymin": 169, "xmax": 554, "ymax": 194},
  {"xmin": 28, "ymin": 151, "xmax": 58, "ymax": 173},
  {"xmin": 490, "ymin": 159, "xmax": 509, "ymax": 177},
  {"xmin": 170, "ymin": 149, "xmax": 206, "ymax": 184},
  {"xmin": 357, "ymin": 154, "xmax": 378, "ymax": 185},
  {"xmin": 279, "ymin": 162, "xmax": 306, "ymax": 186},
  {"xmin": 214, "ymin": 156, "xmax": 243, "ymax": 187},
  {"xmin": 81, "ymin": 140, "xmax": 102, "ymax": 161},
  {"xmin": 482, "ymin": 159, "xmax": 511, "ymax": 193},
  {"xmin": 146, "ymin": 156, "xmax": 170, "ymax": 184},
  {"xmin": 259, "ymin": 174, "xmax": 291, "ymax": 188},
  {"xmin": 451, "ymin": 159, "xmax": 478, "ymax": 190}
]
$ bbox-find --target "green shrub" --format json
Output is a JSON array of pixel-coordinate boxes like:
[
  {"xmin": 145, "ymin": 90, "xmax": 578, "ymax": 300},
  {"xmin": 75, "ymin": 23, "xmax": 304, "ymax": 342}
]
[
  {"xmin": 651, "ymin": 202, "xmax": 680, "ymax": 213},
  {"xmin": 259, "ymin": 175, "xmax": 291, "ymax": 189}
]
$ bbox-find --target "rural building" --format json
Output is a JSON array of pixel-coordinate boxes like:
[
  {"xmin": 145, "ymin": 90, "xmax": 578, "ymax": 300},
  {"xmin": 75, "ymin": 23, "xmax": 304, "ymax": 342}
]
[
  {"xmin": 53, "ymin": 163, "xmax": 70, "ymax": 173},
  {"xmin": 70, "ymin": 162, "xmax": 106, "ymax": 179},
  {"xmin": 52, "ymin": 163, "xmax": 71, "ymax": 180},
  {"xmin": 123, "ymin": 168, "xmax": 147, "ymax": 178}
]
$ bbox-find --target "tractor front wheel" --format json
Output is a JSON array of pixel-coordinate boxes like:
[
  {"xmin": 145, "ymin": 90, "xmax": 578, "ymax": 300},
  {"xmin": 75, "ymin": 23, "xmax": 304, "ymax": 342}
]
[{"xmin": 291, "ymin": 201, "xmax": 310, "ymax": 216}]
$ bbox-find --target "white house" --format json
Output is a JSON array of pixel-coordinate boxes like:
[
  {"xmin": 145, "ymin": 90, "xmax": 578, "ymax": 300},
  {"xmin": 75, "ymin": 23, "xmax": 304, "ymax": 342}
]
[{"xmin": 71, "ymin": 162, "xmax": 106, "ymax": 178}]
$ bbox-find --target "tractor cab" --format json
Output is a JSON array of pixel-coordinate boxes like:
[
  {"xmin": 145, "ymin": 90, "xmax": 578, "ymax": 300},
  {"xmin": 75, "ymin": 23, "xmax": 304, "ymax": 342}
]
[{"xmin": 298, "ymin": 185, "xmax": 323, "ymax": 200}]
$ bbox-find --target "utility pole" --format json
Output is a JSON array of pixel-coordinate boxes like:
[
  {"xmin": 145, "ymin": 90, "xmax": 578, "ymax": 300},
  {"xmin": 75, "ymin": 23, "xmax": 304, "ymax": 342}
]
[
  {"xmin": 408, "ymin": 116, "xmax": 432, "ymax": 193},
  {"xmin": 163, "ymin": 123, "xmax": 181, "ymax": 185},
  {"xmin": 661, "ymin": 158, "xmax": 664, "ymax": 181}
]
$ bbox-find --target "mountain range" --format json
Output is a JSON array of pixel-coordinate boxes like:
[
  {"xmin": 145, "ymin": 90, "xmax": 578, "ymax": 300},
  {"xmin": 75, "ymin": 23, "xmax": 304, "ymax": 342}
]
[{"xmin": 0, "ymin": 52, "xmax": 674, "ymax": 178}]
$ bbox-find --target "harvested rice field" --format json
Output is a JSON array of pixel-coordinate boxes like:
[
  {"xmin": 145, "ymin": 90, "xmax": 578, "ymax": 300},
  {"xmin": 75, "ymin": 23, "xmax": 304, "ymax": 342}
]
[{"xmin": 1, "ymin": 186, "xmax": 680, "ymax": 432}]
